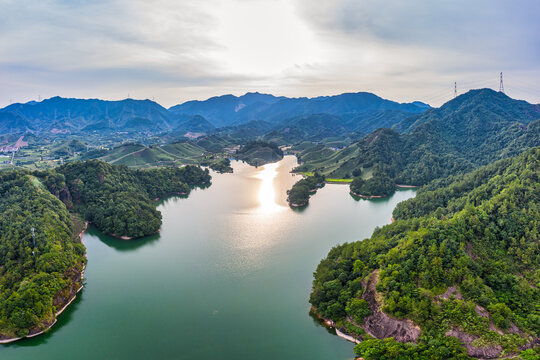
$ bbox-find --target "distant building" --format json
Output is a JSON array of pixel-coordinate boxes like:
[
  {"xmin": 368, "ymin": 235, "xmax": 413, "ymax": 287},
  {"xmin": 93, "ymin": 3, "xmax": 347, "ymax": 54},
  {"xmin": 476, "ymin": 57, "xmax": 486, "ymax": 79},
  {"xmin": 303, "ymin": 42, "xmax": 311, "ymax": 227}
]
[{"xmin": 0, "ymin": 146, "xmax": 18, "ymax": 153}]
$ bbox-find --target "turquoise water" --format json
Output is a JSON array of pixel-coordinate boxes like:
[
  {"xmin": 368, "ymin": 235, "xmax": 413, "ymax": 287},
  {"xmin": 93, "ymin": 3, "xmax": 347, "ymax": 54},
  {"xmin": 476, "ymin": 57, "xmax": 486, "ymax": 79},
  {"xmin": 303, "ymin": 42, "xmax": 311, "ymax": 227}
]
[{"xmin": 1, "ymin": 156, "xmax": 415, "ymax": 359}]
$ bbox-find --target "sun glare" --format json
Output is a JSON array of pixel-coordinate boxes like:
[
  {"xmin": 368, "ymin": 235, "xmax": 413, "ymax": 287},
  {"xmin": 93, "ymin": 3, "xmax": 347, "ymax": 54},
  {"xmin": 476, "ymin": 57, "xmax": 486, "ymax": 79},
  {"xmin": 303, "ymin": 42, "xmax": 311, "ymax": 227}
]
[
  {"xmin": 255, "ymin": 162, "xmax": 283, "ymax": 214},
  {"xmin": 213, "ymin": 0, "xmax": 322, "ymax": 76}
]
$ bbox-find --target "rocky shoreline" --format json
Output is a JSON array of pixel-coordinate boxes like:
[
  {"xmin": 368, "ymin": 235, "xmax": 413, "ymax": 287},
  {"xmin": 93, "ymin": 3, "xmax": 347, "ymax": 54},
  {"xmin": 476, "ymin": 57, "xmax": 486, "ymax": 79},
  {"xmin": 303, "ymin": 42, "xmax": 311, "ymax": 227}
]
[
  {"xmin": 312, "ymin": 271, "xmax": 538, "ymax": 359},
  {"xmin": 311, "ymin": 307, "xmax": 362, "ymax": 345}
]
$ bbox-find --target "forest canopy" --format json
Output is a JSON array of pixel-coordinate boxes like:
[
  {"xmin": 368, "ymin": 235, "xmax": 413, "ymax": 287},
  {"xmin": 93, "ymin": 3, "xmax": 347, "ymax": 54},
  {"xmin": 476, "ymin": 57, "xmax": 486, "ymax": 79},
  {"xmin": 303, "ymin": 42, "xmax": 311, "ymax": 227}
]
[
  {"xmin": 0, "ymin": 160, "xmax": 211, "ymax": 339},
  {"xmin": 310, "ymin": 148, "xmax": 540, "ymax": 359},
  {"xmin": 39, "ymin": 160, "xmax": 211, "ymax": 238},
  {"xmin": 0, "ymin": 171, "xmax": 85, "ymax": 338},
  {"xmin": 287, "ymin": 172, "xmax": 325, "ymax": 207}
]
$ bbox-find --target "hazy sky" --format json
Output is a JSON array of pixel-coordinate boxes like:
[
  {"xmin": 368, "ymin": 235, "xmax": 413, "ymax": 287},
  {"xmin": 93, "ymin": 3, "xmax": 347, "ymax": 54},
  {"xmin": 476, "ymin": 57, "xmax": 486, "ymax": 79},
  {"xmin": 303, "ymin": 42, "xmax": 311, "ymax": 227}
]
[{"xmin": 1, "ymin": 0, "xmax": 539, "ymax": 108}]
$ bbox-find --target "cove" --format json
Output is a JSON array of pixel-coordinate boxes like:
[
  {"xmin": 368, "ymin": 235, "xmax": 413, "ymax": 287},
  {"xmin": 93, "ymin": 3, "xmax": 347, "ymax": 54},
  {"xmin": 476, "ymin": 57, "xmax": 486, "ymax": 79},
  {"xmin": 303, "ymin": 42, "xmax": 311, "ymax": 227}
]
[{"xmin": 0, "ymin": 155, "xmax": 415, "ymax": 360}]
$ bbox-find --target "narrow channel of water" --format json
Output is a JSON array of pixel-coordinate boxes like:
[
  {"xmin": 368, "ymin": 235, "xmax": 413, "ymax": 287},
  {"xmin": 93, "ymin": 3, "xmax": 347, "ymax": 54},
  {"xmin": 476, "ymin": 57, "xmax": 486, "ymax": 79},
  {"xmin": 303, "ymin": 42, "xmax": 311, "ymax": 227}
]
[{"xmin": 1, "ymin": 156, "xmax": 415, "ymax": 359}]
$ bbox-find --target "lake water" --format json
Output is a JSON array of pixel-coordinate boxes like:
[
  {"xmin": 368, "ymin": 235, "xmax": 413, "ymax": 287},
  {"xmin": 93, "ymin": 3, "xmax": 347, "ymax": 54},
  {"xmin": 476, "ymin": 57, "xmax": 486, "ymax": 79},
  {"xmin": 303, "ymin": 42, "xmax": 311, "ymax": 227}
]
[{"xmin": 1, "ymin": 155, "xmax": 415, "ymax": 359}]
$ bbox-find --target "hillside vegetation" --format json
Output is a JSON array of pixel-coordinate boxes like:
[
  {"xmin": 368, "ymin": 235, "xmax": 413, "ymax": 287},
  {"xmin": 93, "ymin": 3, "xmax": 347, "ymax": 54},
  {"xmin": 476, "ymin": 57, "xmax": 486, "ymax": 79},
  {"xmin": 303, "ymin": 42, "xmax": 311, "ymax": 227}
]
[
  {"xmin": 0, "ymin": 171, "xmax": 85, "ymax": 339},
  {"xmin": 310, "ymin": 148, "xmax": 539, "ymax": 359},
  {"xmin": 296, "ymin": 89, "xmax": 540, "ymax": 197},
  {"xmin": 0, "ymin": 159, "xmax": 211, "ymax": 339},
  {"xmin": 41, "ymin": 160, "xmax": 210, "ymax": 238},
  {"xmin": 235, "ymin": 140, "xmax": 284, "ymax": 166},
  {"xmin": 84, "ymin": 141, "xmax": 207, "ymax": 168},
  {"xmin": 287, "ymin": 173, "xmax": 325, "ymax": 207}
]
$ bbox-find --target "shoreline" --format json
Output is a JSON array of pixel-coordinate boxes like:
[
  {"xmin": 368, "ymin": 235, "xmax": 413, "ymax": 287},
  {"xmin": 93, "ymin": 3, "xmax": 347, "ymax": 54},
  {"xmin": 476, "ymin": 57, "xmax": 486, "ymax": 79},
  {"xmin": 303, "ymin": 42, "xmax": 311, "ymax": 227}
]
[
  {"xmin": 0, "ymin": 221, "xmax": 88, "ymax": 344},
  {"xmin": 335, "ymin": 328, "xmax": 361, "ymax": 344},
  {"xmin": 289, "ymin": 202, "xmax": 307, "ymax": 207},
  {"xmin": 153, "ymin": 192, "xmax": 188, "ymax": 202},
  {"xmin": 311, "ymin": 308, "xmax": 362, "ymax": 345},
  {"xmin": 350, "ymin": 191, "xmax": 384, "ymax": 199}
]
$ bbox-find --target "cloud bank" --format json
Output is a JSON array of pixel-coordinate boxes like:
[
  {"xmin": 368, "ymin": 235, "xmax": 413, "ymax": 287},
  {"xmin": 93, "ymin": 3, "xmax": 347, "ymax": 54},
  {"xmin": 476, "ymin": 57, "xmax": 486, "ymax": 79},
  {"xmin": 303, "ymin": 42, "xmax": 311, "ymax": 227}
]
[{"xmin": 1, "ymin": 0, "xmax": 539, "ymax": 107}]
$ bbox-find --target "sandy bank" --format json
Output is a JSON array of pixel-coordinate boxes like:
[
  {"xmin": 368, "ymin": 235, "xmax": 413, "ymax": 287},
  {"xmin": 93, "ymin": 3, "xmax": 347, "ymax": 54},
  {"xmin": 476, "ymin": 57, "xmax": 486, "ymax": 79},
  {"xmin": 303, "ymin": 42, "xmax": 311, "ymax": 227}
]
[{"xmin": 350, "ymin": 191, "xmax": 384, "ymax": 199}]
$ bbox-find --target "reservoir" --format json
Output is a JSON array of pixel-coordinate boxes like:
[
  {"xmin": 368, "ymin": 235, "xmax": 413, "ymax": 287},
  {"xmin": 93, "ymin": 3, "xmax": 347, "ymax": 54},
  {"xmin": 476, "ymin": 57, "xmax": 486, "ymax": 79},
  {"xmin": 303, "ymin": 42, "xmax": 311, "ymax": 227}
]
[{"xmin": 1, "ymin": 155, "xmax": 415, "ymax": 359}]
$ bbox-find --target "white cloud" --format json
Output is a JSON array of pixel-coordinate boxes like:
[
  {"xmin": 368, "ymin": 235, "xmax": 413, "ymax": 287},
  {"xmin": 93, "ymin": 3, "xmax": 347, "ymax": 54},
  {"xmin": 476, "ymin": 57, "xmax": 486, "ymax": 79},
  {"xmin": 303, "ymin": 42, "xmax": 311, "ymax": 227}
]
[{"xmin": 0, "ymin": 0, "xmax": 539, "ymax": 108}]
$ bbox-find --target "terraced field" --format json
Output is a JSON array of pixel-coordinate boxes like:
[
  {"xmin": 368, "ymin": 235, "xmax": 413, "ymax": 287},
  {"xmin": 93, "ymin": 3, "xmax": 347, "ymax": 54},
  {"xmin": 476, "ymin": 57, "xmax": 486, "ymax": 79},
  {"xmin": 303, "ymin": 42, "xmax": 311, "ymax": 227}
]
[{"xmin": 97, "ymin": 142, "xmax": 207, "ymax": 168}]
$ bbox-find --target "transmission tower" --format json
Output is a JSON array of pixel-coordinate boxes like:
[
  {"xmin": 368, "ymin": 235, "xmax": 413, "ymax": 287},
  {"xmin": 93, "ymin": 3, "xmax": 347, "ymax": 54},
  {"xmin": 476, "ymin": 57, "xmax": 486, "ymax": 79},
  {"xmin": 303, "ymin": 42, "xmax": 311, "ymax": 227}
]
[
  {"xmin": 31, "ymin": 227, "xmax": 36, "ymax": 255},
  {"xmin": 499, "ymin": 72, "xmax": 504, "ymax": 93},
  {"xmin": 454, "ymin": 82, "xmax": 457, "ymax": 98}
]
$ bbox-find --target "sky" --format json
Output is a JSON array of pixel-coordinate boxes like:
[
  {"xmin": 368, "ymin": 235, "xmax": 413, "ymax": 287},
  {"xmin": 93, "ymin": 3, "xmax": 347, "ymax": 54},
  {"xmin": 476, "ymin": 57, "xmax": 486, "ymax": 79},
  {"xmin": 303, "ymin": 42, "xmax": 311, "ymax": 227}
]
[{"xmin": 1, "ymin": 0, "xmax": 539, "ymax": 108}]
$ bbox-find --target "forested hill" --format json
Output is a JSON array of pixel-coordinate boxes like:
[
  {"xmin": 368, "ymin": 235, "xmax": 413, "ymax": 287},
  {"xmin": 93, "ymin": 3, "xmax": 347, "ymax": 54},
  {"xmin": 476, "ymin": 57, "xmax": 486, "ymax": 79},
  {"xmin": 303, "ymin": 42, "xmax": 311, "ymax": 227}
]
[
  {"xmin": 310, "ymin": 148, "xmax": 539, "ymax": 359},
  {"xmin": 0, "ymin": 160, "xmax": 211, "ymax": 340},
  {"xmin": 0, "ymin": 171, "xmax": 86, "ymax": 339},
  {"xmin": 0, "ymin": 91, "xmax": 430, "ymax": 138},
  {"xmin": 168, "ymin": 92, "xmax": 285, "ymax": 127},
  {"xmin": 169, "ymin": 91, "xmax": 430, "ymax": 128},
  {"xmin": 0, "ymin": 97, "xmax": 173, "ymax": 134},
  {"xmin": 393, "ymin": 147, "xmax": 540, "ymax": 221},
  {"xmin": 395, "ymin": 88, "xmax": 540, "ymax": 134},
  {"xmin": 41, "ymin": 160, "xmax": 211, "ymax": 238},
  {"xmin": 235, "ymin": 140, "xmax": 284, "ymax": 166},
  {"xmin": 295, "ymin": 89, "xmax": 540, "ymax": 197}
]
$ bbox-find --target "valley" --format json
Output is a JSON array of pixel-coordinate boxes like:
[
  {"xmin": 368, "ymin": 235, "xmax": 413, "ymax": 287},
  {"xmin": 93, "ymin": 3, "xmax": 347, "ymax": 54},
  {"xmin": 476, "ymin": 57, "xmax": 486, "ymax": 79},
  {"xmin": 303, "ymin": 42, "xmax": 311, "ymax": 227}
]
[{"xmin": 0, "ymin": 88, "xmax": 538, "ymax": 359}]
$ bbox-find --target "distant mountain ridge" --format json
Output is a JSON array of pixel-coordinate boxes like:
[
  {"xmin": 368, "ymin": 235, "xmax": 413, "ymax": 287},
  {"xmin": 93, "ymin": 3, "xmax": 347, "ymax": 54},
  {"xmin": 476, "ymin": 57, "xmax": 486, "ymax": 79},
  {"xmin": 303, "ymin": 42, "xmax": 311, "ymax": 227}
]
[
  {"xmin": 0, "ymin": 91, "xmax": 431, "ymax": 137},
  {"xmin": 296, "ymin": 88, "xmax": 540, "ymax": 188},
  {"xmin": 0, "ymin": 96, "xmax": 173, "ymax": 135},
  {"xmin": 168, "ymin": 92, "xmax": 285, "ymax": 127},
  {"xmin": 395, "ymin": 88, "xmax": 540, "ymax": 133},
  {"xmin": 169, "ymin": 91, "xmax": 430, "ymax": 128}
]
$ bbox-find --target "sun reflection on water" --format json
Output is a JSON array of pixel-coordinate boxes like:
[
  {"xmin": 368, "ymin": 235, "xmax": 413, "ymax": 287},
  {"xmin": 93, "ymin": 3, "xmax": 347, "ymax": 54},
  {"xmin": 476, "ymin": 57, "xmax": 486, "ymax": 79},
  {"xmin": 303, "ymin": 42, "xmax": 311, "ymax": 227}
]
[{"xmin": 255, "ymin": 162, "xmax": 283, "ymax": 214}]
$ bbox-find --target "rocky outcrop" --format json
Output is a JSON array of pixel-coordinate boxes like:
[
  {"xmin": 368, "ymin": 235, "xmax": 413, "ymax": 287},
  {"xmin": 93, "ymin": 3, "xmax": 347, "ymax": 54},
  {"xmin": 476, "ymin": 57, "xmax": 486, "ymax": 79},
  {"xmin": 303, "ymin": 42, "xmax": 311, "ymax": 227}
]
[
  {"xmin": 437, "ymin": 285, "xmax": 463, "ymax": 300},
  {"xmin": 445, "ymin": 328, "xmax": 502, "ymax": 359},
  {"xmin": 439, "ymin": 286, "xmax": 538, "ymax": 359},
  {"xmin": 360, "ymin": 270, "xmax": 421, "ymax": 343},
  {"xmin": 46, "ymin": 182, "xmax": 74, "ymax": 209}
]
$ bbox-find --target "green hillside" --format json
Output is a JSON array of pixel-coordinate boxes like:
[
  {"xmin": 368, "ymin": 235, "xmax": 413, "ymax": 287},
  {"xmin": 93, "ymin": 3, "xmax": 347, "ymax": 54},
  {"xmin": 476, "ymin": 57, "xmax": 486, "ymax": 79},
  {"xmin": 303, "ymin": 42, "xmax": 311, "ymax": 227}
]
[
  {"xmin": 89, "ymin": 142, "xmax": 207, "ymax": 168},
  {"xmin": 44, "ymin": 160, "xmax": 211, "ymax": 238},
  {"xmin": 296, "ymin": 89, "xmax": 540, "ymax": 197},
  {"xmin": 0, "ymin": 159, "xmax": 211, "ymax": 339},
  {"xmin": 0, "ymin": 171, "xmax": 85, "ymax": 339},
  {"xmin": 235, "ymin": 140, "xmax": 284, "ymax": 166},
  {"xmin": 310, "ymin": 148, "xmax": 539, "ymax": 359}
]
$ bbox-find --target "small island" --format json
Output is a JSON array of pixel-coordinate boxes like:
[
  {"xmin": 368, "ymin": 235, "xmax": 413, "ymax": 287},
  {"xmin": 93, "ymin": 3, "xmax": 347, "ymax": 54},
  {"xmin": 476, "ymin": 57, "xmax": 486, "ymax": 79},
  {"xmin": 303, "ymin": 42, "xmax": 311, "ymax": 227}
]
[
  {"xmin": 235, "ymin": 140, "xmax": 284, "ymax": 167},
  {"xmin": 349, "ymin": 174, "xmax": 395, "ymax": 199},
  {"xmin": 287, "ymin": 172, "xmax": 325, "ymax": 207},
  {"xmin": 209, "ymin": 158, "xmax": 233, "ymax": 173}
]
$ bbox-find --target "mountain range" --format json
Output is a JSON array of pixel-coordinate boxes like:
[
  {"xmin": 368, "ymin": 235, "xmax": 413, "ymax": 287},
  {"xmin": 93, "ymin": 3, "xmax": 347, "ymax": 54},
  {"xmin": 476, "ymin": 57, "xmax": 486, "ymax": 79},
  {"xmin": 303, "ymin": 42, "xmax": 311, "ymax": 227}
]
[
  {"xmin": 0, "ymin": 92, "xmax": 430, "ymax": 137},
  {"xmin": 296, "ymin": 88, "xmax": 540, "ymax": 188},
  {"xmin": 169, "ymin": 91, "xmax": 430, "ymax": 128}
]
